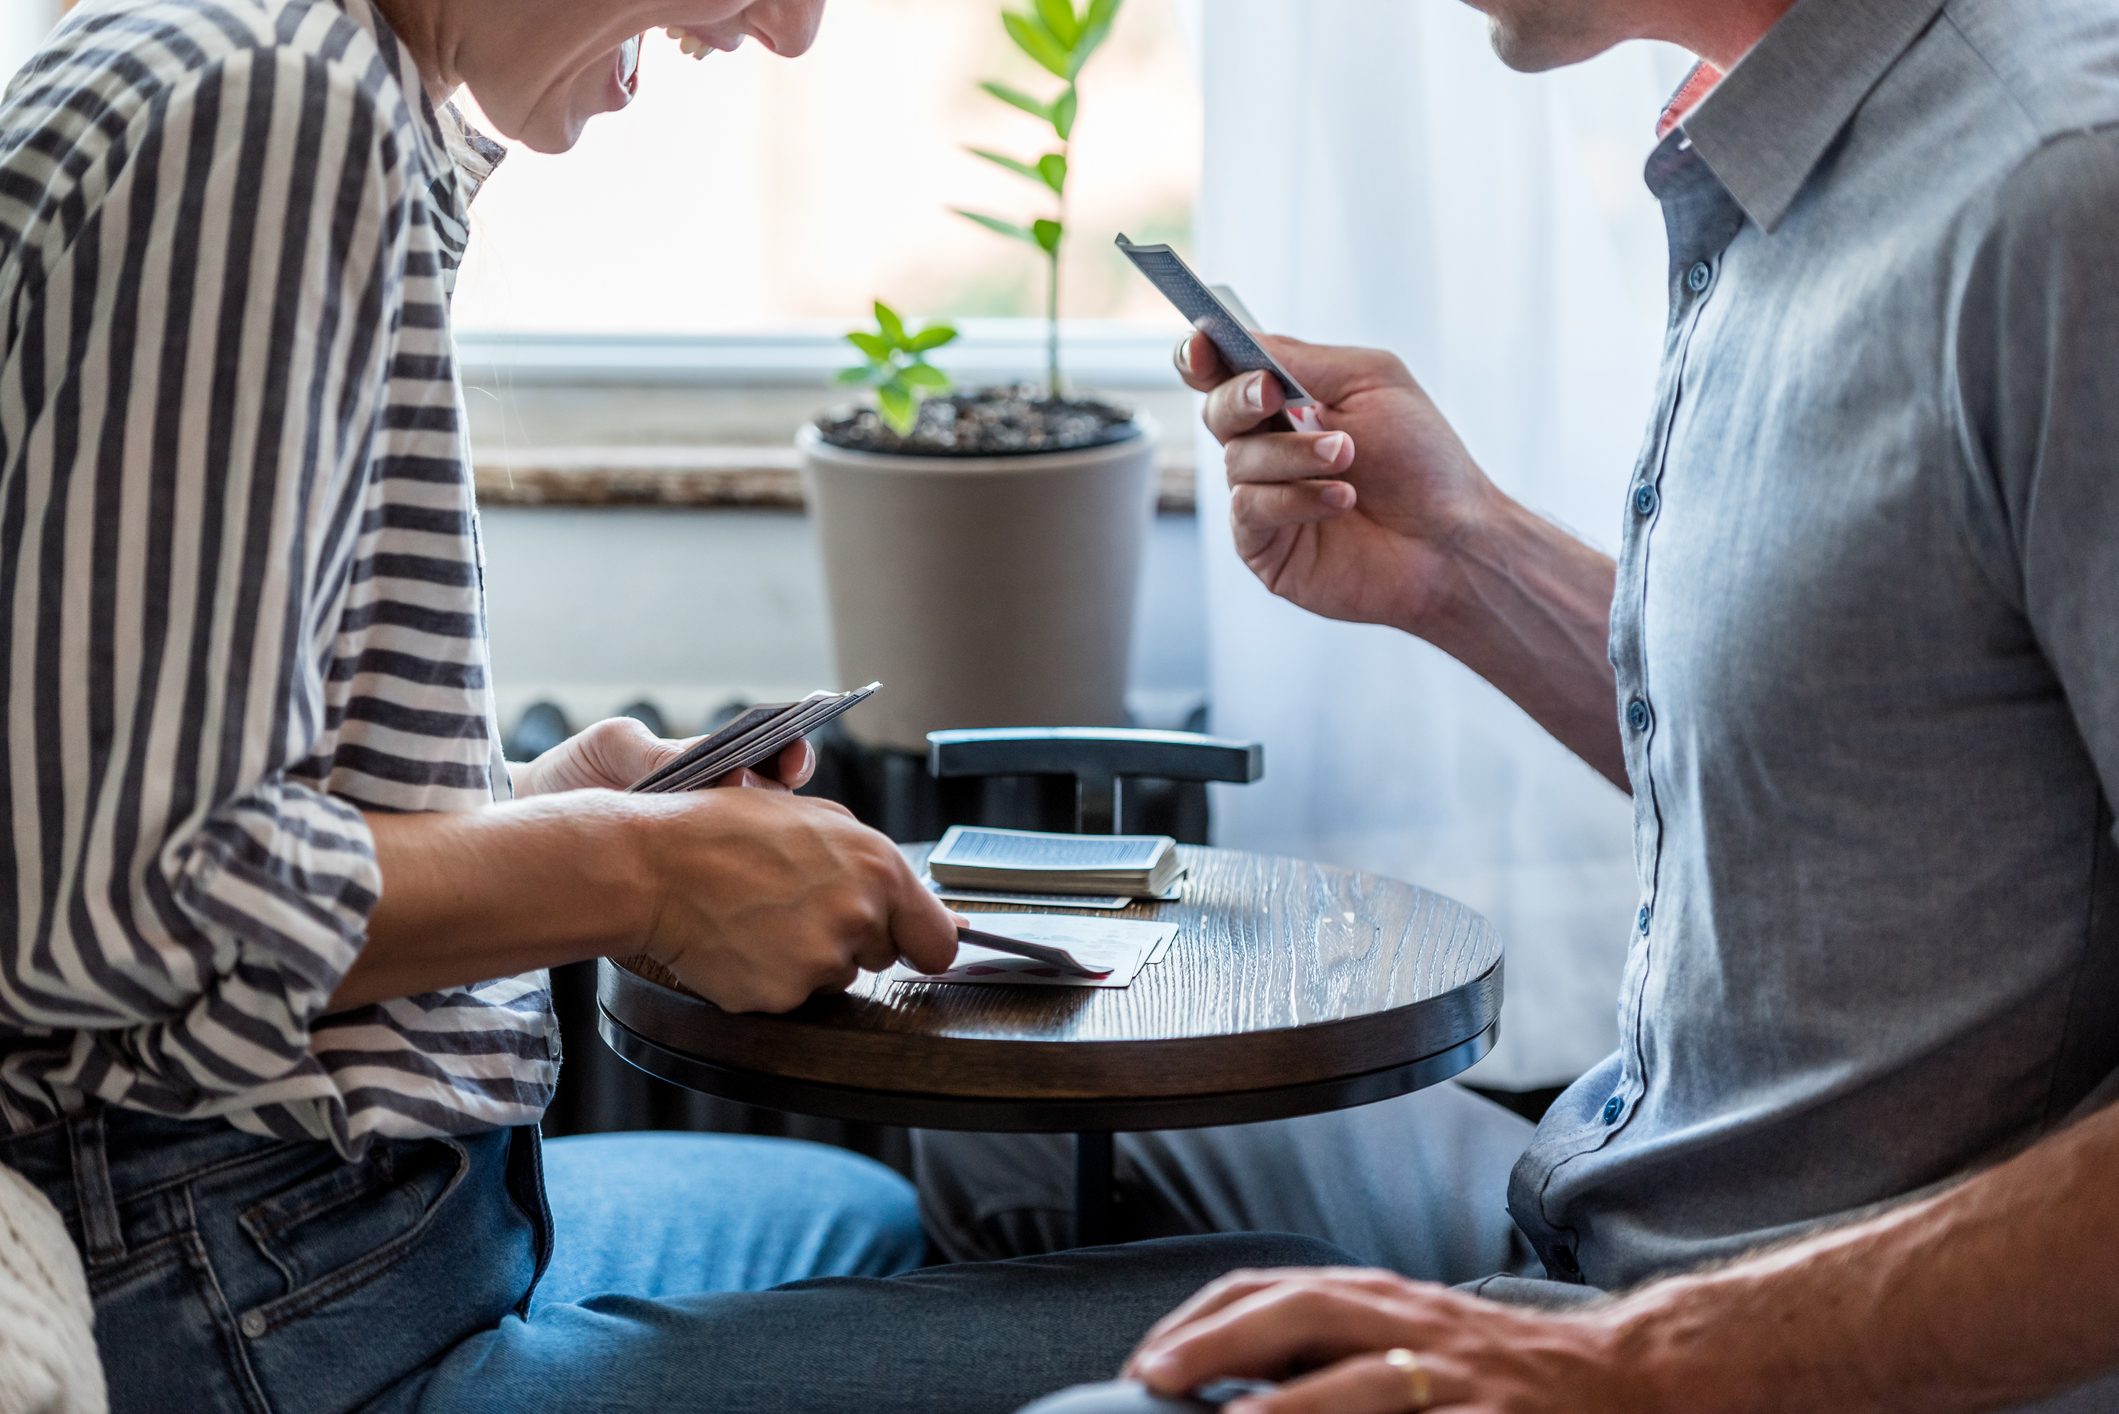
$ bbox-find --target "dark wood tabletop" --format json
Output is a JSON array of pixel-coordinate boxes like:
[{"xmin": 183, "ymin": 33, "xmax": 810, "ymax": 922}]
[{"xmin": 598, "ymin": 845, "xmax": 1503, "ymax": 1133}]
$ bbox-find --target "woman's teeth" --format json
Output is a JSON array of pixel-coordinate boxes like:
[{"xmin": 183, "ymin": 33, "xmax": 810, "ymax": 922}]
[{"xmin": 665, "ymin": 28, "xmax": 743, "ymax": 60}]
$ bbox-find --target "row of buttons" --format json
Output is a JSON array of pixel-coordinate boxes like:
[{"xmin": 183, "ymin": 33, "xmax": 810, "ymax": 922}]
[{"xmin": 1537, "ymin": 213, "xmax": 1720, "ymax": 1294}]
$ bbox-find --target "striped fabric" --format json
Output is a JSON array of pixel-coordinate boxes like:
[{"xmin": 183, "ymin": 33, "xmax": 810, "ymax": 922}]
[{"xmin": 0, "ymin": 0, "xmax": 557, "ymax": 1156}]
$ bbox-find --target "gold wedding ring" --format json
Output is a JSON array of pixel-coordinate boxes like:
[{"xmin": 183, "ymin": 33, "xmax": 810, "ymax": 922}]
[{"xmin": 1384, "ymin": 1348, "xmax": 1432, "ymax": 1410}]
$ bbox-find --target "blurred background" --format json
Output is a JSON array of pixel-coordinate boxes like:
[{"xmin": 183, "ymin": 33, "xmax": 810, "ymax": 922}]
[{"xmin": 4, "ymin": 0, "xmax": 1691, "ymax": 1123}]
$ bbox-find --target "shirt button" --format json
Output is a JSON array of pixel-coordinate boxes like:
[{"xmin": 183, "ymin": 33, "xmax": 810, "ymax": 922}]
[
  {"xmin": 240, "ymin": 1310, "xmax": 268, "ymax": 1339},
  {"xmin": 1632, "ymin": 483, "xmax": 1660, "ymax": 518},
  {"xmin": 1626, "ymin": 698, "xmax": 1651, "ymax": 733},
  {"xmin": 1602, "ymin": 1095, "xmax": 1625, "ymax": 1125},
  {"xmin": 1686, "ymin": 260, "xmax": 1714, "ymax": 293},
  {"xmin": 1637, "ymin": 904, "xmax": 1654, "ymax": 934}
]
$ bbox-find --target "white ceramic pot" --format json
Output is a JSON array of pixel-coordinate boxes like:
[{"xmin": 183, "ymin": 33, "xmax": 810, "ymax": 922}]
[{"xmin": 796, "ymin": 416, "xmax": 1160, "ymax": 753}]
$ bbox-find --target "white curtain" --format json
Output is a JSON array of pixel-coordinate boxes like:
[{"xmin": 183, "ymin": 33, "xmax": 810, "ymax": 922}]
[
  {"xmin": 1, "ymin": 2, "xmax": 60, "ymax": 89},
  {"xmin": 1186, "ymin": 1, "xmax": 1690, "ymax": 1087}
]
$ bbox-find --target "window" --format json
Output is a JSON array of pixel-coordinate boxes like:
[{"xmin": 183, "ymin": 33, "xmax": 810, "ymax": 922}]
[{"xmin": 452, "ymin": 1, "xmax": 1201, "ymax": 347}]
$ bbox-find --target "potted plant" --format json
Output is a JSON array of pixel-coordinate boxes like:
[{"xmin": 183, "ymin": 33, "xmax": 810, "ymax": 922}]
[{"xmin": 797, "ymin": 0, "xmax": 1158, "ymax": 754}]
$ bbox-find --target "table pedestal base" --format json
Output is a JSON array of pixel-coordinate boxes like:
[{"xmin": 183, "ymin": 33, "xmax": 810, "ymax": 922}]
[{"xmin": 1075, "ymin": 1131, "xmax": 1115, "ymax": 1247}]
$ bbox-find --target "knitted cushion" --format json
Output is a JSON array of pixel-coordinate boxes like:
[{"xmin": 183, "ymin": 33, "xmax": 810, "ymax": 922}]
[{"xmin": 0, "ymin": 1164, "xmax": 106, "ymax": 1414}]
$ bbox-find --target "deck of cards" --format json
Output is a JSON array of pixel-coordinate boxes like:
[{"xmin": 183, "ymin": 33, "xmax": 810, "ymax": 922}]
[
  {"xmin": 1115, "ymin": 234, "xmax": 1318, "ymax": 432},
  {"xmin": 629, "ymin": 684, "xmax": 878, "ymax": 794},
  {"xmin": 891, "ymin": 914, "xmax": 1180, "ymax": 990},
  {"xmin": 927, "ymin": 825, "xmax": 1186, "ymax": 902}
]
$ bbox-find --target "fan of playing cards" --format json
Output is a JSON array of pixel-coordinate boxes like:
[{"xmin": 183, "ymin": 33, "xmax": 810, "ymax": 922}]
[{"xmin": 629, "ymin": 684, "xmax": 880, "ymax": 795}]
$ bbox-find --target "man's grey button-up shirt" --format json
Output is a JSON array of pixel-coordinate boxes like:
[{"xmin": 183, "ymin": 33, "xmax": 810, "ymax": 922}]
[{"xmin": 1507, "ymin": 0, "xmax": 2119, "ymax": 1293}]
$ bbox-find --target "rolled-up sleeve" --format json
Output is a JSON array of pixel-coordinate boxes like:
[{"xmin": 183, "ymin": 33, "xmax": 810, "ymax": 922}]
[{"xmin": 0, "ymin": 48, "xmax": 409, "ymax": 1131}]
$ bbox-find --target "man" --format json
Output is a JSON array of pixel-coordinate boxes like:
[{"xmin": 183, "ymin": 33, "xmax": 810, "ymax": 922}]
[{"xmin": 924, "ymin": 0, "xmax": 2119, "ymax": 1407}]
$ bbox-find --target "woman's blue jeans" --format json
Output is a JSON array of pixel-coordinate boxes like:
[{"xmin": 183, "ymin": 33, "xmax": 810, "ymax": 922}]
[{"xmin": 1, "ymin": 1107, "xmax": 1345, "ymax": 1412}]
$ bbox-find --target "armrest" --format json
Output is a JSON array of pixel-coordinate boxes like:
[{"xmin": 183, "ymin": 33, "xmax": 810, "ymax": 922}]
[{"xmin": 926, "ymin": 728, "xmax": 1264, "ymax": 834}]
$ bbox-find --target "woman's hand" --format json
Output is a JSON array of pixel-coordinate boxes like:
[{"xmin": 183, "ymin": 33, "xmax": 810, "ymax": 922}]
[
  {"xmin": 1125, "ymin": 1268, "xmax": 1660, "ymax": 1414},
  {"xmin": 510, "ymin": 716, "xmax": 815, "ymax": 799},
  {"xmin": 631, "ymin": 788, "xmax": 960, "ymax": 1014}
]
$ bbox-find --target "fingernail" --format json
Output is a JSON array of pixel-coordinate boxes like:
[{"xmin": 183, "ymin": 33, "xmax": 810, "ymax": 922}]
[
  {"xmin": 1325, "ymin": 482, "xmax": 1355, "ymax": 510},
  {"xmin": 1244, "ymin": 374, "xmax": 1267, "ymax": 413},
  {"xmin": 1139, "ymin": 1353, "xmax": 1179, "ymax": 1385},
  {"xmin": 1175, "ymin": 338, "xmax": 1193, "ymax": 374},
  {"xmin": 1316, "ymin": 431, "xmax": 1349, "ymax": 465}
]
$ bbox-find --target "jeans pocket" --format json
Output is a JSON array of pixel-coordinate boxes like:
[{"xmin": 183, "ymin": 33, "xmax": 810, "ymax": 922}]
[{"xmin": 235, "ymin": 1136, "xmax": 469, "ymax": 1334}]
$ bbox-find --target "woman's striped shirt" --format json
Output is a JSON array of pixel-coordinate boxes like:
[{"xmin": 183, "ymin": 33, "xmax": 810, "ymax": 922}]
[{"xmin": 0, "ymin": 0, "xmax": 558, "ymax": 1156}]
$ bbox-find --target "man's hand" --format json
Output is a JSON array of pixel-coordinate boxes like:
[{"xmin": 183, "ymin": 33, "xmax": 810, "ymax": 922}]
[
  {"xmin": 1179, "ymin": 330, "xmax": 1630, "ymax": 787},
  {"xmin": 1178, "ymin": 331, "xmax": 1506, "ymax": 637},
  {"xmin": 630, "ymin": 788, "xmax": 961, "ymax": 1014},
  {"xmin": 1125, "ymin": 1268, "xmax": 1646, "ymax": 1414},
  {"xmin": 510, "ymin": 715, "xmax": 815, "ymax": 798}
]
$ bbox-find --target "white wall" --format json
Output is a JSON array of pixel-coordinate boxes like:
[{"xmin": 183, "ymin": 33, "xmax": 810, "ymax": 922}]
[
  {"xmin": 479, "ymin": 506, "xmax": 1206, "ymax": 737},
  {"xmin": 0, "ymin": 1, "xmax": 60, "ymax": 82}
]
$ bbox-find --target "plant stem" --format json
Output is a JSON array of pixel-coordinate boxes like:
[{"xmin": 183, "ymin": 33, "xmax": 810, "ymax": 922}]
[{"xmin": 1048, "ymin": 83, "xmax": 1075, "ymax": 401}]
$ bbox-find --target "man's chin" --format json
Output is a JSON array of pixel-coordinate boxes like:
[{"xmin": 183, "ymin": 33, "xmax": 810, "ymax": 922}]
[{"xmin": 1477, "ymin": 6, "xmax": 1620, "ymax": 73}]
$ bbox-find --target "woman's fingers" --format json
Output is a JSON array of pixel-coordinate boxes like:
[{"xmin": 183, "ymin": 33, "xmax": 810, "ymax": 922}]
[
  {"xmin": 776, "ymin": 738, "xmax": 818, "ymax": 790},
  {"xmin": 1229, "ymin": 1351, "xmax": 1474, "ymax": 1414},
  {"xmin": 1226, "ymin": 430, "xmax": 1355, "ymax": 484},
  {"xmin": 1135, "ymin": 1284, "xmax": 1429, "ymax": 1395},
  {"xmin": 885, "ymin": 858, "xmax": 963, "ymax": 976}
]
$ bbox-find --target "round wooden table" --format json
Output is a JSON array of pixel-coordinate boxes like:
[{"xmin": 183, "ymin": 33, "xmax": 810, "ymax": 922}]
[{"xmin": 598, "ymin": 845, "xmax": 1503, "ymax": 1242}]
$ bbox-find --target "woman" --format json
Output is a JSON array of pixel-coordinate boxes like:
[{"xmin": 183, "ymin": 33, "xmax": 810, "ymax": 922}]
[{"xmin": 0, "ymin": 1, "xmax": 1338, "ymax": 1409}]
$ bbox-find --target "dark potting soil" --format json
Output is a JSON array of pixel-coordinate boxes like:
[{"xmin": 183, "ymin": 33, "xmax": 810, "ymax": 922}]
[{"xmin": 814, "ymin": 384, "xmax": 1140, "ymax": 457}]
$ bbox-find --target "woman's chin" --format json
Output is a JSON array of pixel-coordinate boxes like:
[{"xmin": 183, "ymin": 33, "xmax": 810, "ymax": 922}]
[{"xmin": 501, "ymin": 99, "xmax": 601, "ymax": 155}]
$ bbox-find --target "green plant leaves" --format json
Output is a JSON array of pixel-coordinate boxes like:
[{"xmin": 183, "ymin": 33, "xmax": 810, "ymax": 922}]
[
  {"xmin": 980, "ymin": 80, "xmax": 1052, "ymax": 124},
  {"xmin": 877, "ymin": 384, "xmax": 918, "ymax": 435},
  {"xmin": 907, "ymin": 324, "xmax": 960, "ymax": 353},
  {"xmin": 1033, "ymin": 0, "xmax": 1080, "ymax": 46},
  {"xmin": 1003, "ymin": 10, "xmax": 1071, "ymax": 78},
  {"xmin": 1051, "ymin": 87, "xmax": 1078, "ymax": 140},
  {"xmin": 841, "ymin": 304, "xmax": 955, "ymax": 430},
  {"xmin": 968, "ymin": 147, "xmax": 1045, "ymax": 184},
  {"xmin": 960, "ymin": 0, "xmax": 1127, "ymax": 397},
  {"xmin": 873, "ymin": 301, "xmax": 907, "ymax": 347},
  {"xmin": 954, "ymin": 208, "xmax": 1040, "ymax": 246},
  {"xmin": 845, "ymin": 330, "xmax": 892, "ymax": 361},
  {"xmin": 1075, "ymin": 0, "xmax": 1123, "ymax": 66}
]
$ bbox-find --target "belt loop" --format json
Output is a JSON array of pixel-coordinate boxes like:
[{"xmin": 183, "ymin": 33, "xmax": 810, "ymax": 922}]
[{"xmin": 67, "ymin": 1109, "xmax": 126, "ymax": 1264}]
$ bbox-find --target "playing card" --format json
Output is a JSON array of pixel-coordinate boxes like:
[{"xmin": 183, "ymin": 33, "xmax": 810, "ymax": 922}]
[
  {"xmin": 630, "ymin": 684, "xmax": 879, "ymax": 794},
  {"xmin": 1115, "ymin": 234, "xmax": 1317, "ymax": 426},
  {"xmin": 888, "ymin": 915, "xmax": 1180, "ymax": 990}
]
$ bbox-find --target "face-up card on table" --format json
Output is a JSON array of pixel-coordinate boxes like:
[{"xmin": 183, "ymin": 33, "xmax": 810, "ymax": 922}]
[
  {"xmin": 1115, "ymin": 234, "xmax": 1317, "ymax": 431},
  {"xmin": 629, "ymin": 684, "xmax": 879, "ymax": 794},
  {"xmin": 888, "ymin": 914, "xmax": 1180, "ymax": 989}
]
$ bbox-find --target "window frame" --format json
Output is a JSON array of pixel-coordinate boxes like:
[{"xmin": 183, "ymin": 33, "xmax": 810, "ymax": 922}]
[{"xmin": 453, "ymin": 318, "xmax": 1186, "ymax": 395}]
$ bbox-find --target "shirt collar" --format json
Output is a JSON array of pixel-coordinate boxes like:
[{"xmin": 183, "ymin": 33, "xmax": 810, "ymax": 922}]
[
  {"xmin": 1678, "ymin": 0, "xmax": 1949, "ymax": 232},
  {"xmin": 333, "ymin": 0, "xmax": 505, "ymax": 210}
]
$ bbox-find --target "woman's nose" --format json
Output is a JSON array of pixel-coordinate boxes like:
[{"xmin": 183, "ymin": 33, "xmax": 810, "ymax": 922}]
[{"xmin": 751, "ymin": 0, "xmax": 827, "ymax": 58}]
